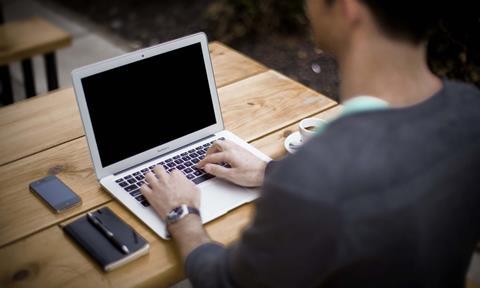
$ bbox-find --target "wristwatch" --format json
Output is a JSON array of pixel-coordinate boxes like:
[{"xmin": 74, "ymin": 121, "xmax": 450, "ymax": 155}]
[{"xmin": 165, "ymin": 204, "xmax": 201, "ymax": 226}]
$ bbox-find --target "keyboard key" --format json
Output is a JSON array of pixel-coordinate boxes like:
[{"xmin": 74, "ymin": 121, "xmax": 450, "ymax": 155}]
[
  {"xmin": 194, "ymin": 170, "xmax": 203, "ymax": 176},
  {"xmin": 188, "ymin": 149, "xmax": 195, "ymax": 153},
  {"xmin": 137, "ymin": 181, "xmax": 145, "ymax": 186},
  {"xmin": 174, "ymin": 159, "xmax": 183, "ymax": 164},
  {"xmin": 149, "ymin": 165, "xmax": 155, "ymax": 169},
  {"xmin": 191, "ymin": 158, "xmax": 200, "ymax": 164},
  {"xmin": 197, "ymin": 150, "xmax": 206, "ymax": 155},
  {"xmin": 130, "ymin": 189, "xmax": 141, "ymax": 197},
  {"xmin": 127, "ymin": 178, "xmax": 137, "ymax": 184},
  {"xmin": 177, "ymin": 164, "xmax": 185, "ymax": 170},
  {"xmin": 115, "ymin": 178, "xmax": 123, "ymax": 183},
  {"xmin": 168, "ymin": 168, "xmax": 175, "ymax": 173},
  {"xmin": 125, "ymin": 184, "xmax": 137, "ymax": 192},
  {"xmin": 133, "ymin": 172, "xmax": 141, "ymax": 176},
  {"xmin": 163, "ymin": 165, "xmax": 169, "ymax": 170},
  {"xmin": 182, "ymin": 156, "xmax": 191, "ymax": 161},
  {"xmin": 218, "ymin": 137, "xmax": 225, "ymax": 141},
  {"xmin": 203, "ymin": 143, "xmax": 210, "ymax": 147},
  {"xmin": 187, "ymin": 174, "xmax": 195, "ymax": 179},
  {"xmin": 118, "ymin": 181, "xmax": 128, "ymax": 187},
  {"xmin": 192, "ymin": 173, "xmax": 214, "ymax": 184},
  {"xmin": 189, "ymin": 152, "xmax": 199, "ymax": 158},
  {"xmin": 141, "ymin": 200, "xmax": 150, "ymax": 207},
  {"xmin": 196, "ymin": 146, "xmax": 203, "ymax": 150},
  {"xmin": 165, "ymin": 158, "xmax": 173, "ymax": 163},
  {"xmin": 184, "ymin": 168, "xmax": 193, "ymax": 173},
  {"xmin": 184, "ymin": 161, "xmax": 193, "ymax": 167},
  {"xmin": 141, "ymin": 168, "xmax": 149, "ymax": 173},
  {"xmin": 167, "ymin": 162, "xmax": 175, "ymax": 167},
  {"xmin": 173, "ymin": 155, "xmax": 180, "ymax": 159},
  {"xmin": 198, "ymin": 155, "xmax": 205, "ymax": 160},
  {"xmin": 158, "ymin": 161, "xmax": 164, "ymax": 165},
  {"xmin": 135, "ymin": 175, "xmax": 144, "ymax": 181},
  {"xmin": 124, "ymin": 175, "xmax": 133, "ymax": 180},
  {"xmin": 180, "ymin": 152, "xmax": 188, "ymax": 156},
  {"xmin": 135, "ymin": 195, "xmax": 146, "ymax": 202}
]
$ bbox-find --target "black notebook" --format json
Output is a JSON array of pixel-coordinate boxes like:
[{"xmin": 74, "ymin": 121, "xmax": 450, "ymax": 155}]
[{"xmin": 63, "ymin": 207, "xmax": 149, "ymax": 271}]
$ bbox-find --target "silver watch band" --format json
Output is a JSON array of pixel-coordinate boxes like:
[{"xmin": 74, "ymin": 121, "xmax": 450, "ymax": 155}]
[{"xmin": 165, "ymin": 204, "xmax": 200, "ymax": 226}]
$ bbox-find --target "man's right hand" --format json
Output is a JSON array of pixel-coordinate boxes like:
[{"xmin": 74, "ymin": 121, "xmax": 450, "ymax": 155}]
[{"xmin": 196, "ymin": 139, "xmax": 268, "ymax": 187}]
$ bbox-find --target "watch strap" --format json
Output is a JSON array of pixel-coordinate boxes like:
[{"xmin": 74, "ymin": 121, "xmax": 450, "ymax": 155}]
[{"xmin": 165, "ymin": 204, "xmax": 201, "ymax": 226}]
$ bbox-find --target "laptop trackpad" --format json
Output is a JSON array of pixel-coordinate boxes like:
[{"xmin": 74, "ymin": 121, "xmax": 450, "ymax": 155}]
[{"xmin": 198, "ymin": 178, "xmax": 258, "ymax": 223}]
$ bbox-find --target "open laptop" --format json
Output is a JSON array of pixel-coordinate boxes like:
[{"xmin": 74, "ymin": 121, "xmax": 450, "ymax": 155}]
[{"xmin": 72, "ymin": 33, "xmax": 270, "ymax": 239}]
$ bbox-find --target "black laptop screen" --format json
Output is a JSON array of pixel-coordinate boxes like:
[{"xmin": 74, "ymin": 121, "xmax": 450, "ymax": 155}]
[{"xmin": 81, "ymin": 43, "xmax": 217, "ymax": 167}]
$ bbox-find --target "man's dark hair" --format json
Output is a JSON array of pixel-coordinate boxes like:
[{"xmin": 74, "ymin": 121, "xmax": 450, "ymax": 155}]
[{"xmin": 326, "ymin": 0, "xmax": 443, "ymax": 44}]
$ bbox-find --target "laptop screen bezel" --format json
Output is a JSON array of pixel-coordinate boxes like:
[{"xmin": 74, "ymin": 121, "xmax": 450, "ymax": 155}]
[{"xmin": 71, "ymin": 33, "xmax": 224, "ymax": 180}]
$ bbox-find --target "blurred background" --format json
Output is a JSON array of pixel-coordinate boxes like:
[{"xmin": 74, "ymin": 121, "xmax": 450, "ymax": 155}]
[
  {"xmin": 2, "ymin": 0, "xmax": 479, "ymax": 103},
  {"xmin": 1, "ymin": 0, "xmax": 479, "ymax": 286}
]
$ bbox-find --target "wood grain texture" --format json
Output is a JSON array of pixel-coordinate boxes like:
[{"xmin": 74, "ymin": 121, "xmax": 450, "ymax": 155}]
[
  {"xmin": 0, "ymin": 88, "xmax": 83, "ymax": 166},
  {"xmin": 0, "ymin": 17, "xmax": 72, "ymax": 65},
  {"xmin": 0, "ymin": 43, "xmax": 267, "ymax": 166},
  {"xmin": 0, "ymin": 201, "xmax": 254, "ymax": 288},
  {"xmin": 0, "ymin": 137, "xmax": 110, "ymax": 248},
  {"xmin": 253, "ymin": 105, "xmax": 343, "ymax": 159},
  {"xmin": 209, "ymin": 41, "xmax": 267, "ymax": 87},
  {"xmin": 220, "ymin": 70, "xmax": 336, "ymax": 142}
]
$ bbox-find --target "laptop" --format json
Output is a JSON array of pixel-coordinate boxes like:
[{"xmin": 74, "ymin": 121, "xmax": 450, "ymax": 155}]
[{"xmin": 72, "ymin": 32, "xmax": 271, "ymax": 239}]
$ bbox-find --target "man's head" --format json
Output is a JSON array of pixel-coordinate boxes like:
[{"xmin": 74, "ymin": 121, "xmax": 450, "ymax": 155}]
[{"xmin": 306, "ymin": 0, "xmax": 442, "ymax": 54}]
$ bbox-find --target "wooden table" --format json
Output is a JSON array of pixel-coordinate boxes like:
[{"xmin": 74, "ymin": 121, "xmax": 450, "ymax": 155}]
[{"xmin": 0, "ymin": 42, "xmax": 340, "ymax": 287}]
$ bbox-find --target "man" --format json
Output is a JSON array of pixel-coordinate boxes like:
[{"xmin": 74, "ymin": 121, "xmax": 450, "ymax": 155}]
[{"xmin": 140, "ymin": 0, "xmax": 480, "ymax": 286}]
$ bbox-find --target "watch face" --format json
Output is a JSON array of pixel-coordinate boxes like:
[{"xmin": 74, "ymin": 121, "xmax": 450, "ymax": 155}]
[{"xmin": 168, "ymin": 206, "xmax": 183, "ymax": 220}]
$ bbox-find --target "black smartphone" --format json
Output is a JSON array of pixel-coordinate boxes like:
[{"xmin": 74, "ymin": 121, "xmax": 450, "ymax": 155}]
[{"xmin": 30, "ymin": 175, "xmax": 81, "ymax": 213}]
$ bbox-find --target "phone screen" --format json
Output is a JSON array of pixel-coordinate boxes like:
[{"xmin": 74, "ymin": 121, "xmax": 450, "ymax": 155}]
[{"xmin": 30, "ymin": 175, "xmax": 81, "ymax": 212}]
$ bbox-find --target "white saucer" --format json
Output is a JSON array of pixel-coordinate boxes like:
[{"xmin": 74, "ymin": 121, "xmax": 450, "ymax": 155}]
[{"xmin": 284, "ymin": 131, "xmax": 304, "ymax": 154}]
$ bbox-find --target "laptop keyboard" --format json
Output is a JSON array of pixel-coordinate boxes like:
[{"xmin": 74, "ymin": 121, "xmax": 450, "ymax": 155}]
[{"xmin": 114, "ymin": 137, "xmax": 229, "ymax": 208}]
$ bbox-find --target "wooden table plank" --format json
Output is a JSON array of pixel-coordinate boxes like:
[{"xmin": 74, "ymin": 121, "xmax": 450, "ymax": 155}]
[
  {"xmin": 0, "ymin": 88, "xmax": 83, "ymax": 166},
  {"xmin": 0, "ymin": 201, "xmax": 254, "ymax": 288},
  {"xmin": 0, "ymin": 42, "xmax": 267, "ymax": 167},
  {"xmin": 220, "ymin": 70, "xmax": 336, "ymax": 141},
  {"xmin": 209, "ymin": 41, "xmax": 267, "ymax": 87},
  {"xmin": 0, "ymin": 71, "xmax": 336, "ymax": 248},
  {"xmin": 0, "ymin": 17, "xmax": 72, "ymax": 65}
]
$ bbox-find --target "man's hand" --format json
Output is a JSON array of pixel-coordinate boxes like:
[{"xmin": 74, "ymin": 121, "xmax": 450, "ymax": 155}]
[
  {"xmin": 140, "ymin": 166, "xmax": 200, "ymax": 220},
  {"xmin": 197, "ymin": 139, "xmax": 268, "ymax": 187},
  {"xmin": 140, "ymin": 166, "xmax": 210, "ymax": 260}
]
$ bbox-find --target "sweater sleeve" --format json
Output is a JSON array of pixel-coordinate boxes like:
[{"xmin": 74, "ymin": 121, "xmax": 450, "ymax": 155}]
[{"xmin": 184, "ymin": 159, "xmax": 342, "ymax": 287}]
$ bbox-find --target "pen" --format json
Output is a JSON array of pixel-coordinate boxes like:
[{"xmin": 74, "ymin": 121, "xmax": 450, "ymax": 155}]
[{"xmin": 87, "ymin": 212, "xmax": 130, "ymax": 254}]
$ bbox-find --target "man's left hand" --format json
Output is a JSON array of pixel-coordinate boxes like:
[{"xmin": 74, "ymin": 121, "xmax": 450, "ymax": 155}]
[{"xmin": 140, "ymin": 166, "xmax": 200, "ymax": 220}]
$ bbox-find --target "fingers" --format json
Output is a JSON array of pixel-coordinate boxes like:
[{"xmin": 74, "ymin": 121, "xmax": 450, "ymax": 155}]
[
  {"xmin": 139, "ymin": 182, "xmax": 152, "ymax": 195},
  {"xmin": 205, "ymin": 139, "xmax": 231, "ymax": 156},
  {"xmin": 144, "ymin": 172, "xmax": 162, "ymax": 191},
  {"xmin": 203, "ymin": 163, "xmax": 231, "ymax": 180},
  {"xmin": 197, "ymin": 152, "xmax": 231, "ymax": 168},
  {"xmin": 153, "ymin": 165, "xmax": 169, "ymax": 182}
]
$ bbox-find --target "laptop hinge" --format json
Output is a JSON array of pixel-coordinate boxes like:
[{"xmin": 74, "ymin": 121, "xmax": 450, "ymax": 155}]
[{"xmin": 113, "ymin": 134, "xmax": 217, "ymax": 176}]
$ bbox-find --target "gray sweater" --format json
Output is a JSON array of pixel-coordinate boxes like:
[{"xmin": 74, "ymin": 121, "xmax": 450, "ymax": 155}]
[{"xmin": 185, "ymin": 81, "xmax": 480, "ymax": 287}]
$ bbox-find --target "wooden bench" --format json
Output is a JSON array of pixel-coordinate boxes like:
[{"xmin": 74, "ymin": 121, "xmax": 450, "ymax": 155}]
[{"xmin": 0, "ymin": 16, "xmax": 72, "ymax": 105}]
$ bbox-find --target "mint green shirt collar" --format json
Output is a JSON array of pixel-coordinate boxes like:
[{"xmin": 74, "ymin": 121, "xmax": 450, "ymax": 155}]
[{"xmin": 315, "ymin": 95, "xmax": 389, "ymax": 134}]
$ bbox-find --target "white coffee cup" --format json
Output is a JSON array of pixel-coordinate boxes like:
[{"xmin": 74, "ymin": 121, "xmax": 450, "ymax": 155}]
[{"xmin": 299, "ymin": 118, "xmax": 325, "ymax": 142}]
